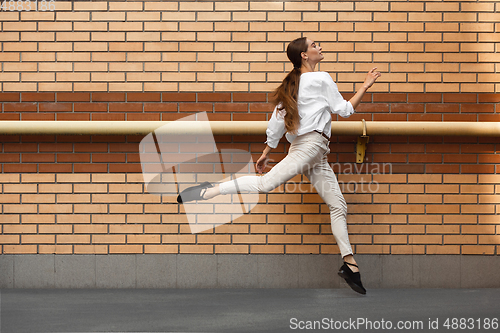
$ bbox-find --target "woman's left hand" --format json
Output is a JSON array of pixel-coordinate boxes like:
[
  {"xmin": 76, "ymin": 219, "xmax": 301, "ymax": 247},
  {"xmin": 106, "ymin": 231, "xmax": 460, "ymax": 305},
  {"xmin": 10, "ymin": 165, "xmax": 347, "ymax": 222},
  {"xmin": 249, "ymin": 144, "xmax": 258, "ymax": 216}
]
[{"xmin": 362, "ymin": 67, "xmax": 382, "ymax": 90}]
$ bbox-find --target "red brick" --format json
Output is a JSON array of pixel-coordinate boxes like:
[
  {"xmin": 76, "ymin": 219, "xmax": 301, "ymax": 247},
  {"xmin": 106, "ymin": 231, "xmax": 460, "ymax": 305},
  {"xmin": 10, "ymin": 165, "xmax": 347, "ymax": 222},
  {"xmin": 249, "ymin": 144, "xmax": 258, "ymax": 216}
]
[
  {"xmin": 461, "ymin": 104, "xmax": 494, "ymax": 113},
  {"xmin": 0, "ymin": 93, "xmax": 20, "ymax": 102},
  {"xmin": 408, "ymin": 93, "xmax": 442, "ymax": 103},
  {"xmin": 178, "ymin": 103, "xmax": 213, "ymax": 112},
  {"xmin": 339, "ymin": 114, "xmax": 371, "ymax": 122},
  {"xmin": 443, "ymin": 114, "xmax": 477, "ymax": 122},
  {"xmin": 425, "ymin": 144, "xmax": 460, "ymax": 153},
  {"xmin": 337, "ymin": 153, "xmax": 356, "ymax": 163},
  {"xmin": 92, "ymin": 153, "xmax": 126, "ymax": 163},
  {"xmin": 162, "ymin": 92, "xmax": 196, "ymax": 102},
  {"xmin": 0, "ymin": 114, "xmax": 20, "ymax": 120},
  {"xmin": 461, "ymin": 144, "xmax": 495, "ymax": 153},
  {"xmin": 408, "ymin": 136, "xmax": 443, "ymax": 143},
  {"xmin": 371, "ymin": 136, "xmax": 407, "ymax": 143},
  {"xmin": 21, "ymin": 153, "xmax": 55, "ymax": 163},
  {"xmin": 39, "ymin": 143, "xmax": 73, "ymax": 152},
  {"xmin": 233, "ymin": 113, "xmax": 267, "ymax": 121},
  {"xmin": 0, "ymin": 136, "xmax": 20, "ymax": 143},
  {"xmin": 356, "ymin": 103, "xmax": 390, "ymax": 113},
  {"xmin": 74, "ymin": 103, "xmax": 108, "ymax": 112},
  {"xmin": 109, "ymin": 143, "xmax": 138, "ymax": 152},
  {"xmin": 444, "ymin": 154, "xmax": 477, "ymax": 163},
  {"xmin": 160, "ymin": 113, "xmax": 194, "ymax": 121},
  {"xmin": 198, "ymin": 93, "xmax": 231, "ymax": 102},
  {"xmin": 205, "ymin": 113, "xmax": 231, "ymax": 121},
  {"xmin": 215, "ymin": 103, "xmax": 248, "ymax": 112},
  {"xmin": 443, "ymin": 93, "xmax": 477, "ymax": 103},
  {"xmin": 21, "ymin": 92, "xmax": 55, "ymax": 102},
  {"xmin": 234, "ymin": 92, "xmax": 267, "ymax": 102},
  {"xmin": 408, "ymin": 114, "xmax": 442, "ymax": 121},
  {"xmin": 478, "ymin": 115, "xmax": 500, "ymax": 122},
  {"xmin": 74, "ymin": 143, "xmax": 108, "ymax": 153},
  {"xmin": 372, "ymin": 153, "xmax": 407, "ymax": 163},
  {"xmin": 109, "ymin": 164, "xmax": 142, "ymax": 173},
  {"xmin": 391, "ymin": 103, "xmax": 424, "ymax": 113},
  {"xmin": 478, "ymin": 94, "xmax": 500, "ymax": 103},
  {"xmin": 478, "ymin": 137, "xmax": 500, "ymax": 144},
  {"xmin": 391, "ymin": 164, "xmax": 425, "ymax": 174},
  {"xmin": 329, "ymin": 143, "xmax": 356, "ymax": 153},
  {"xmin": 74, "ymin": 164, "xmax": 108, "ymax": 173},
  {"xmin": 425, "ymin": 164, "xmax": 460, "ymax": 173},
  {"xmin": 250, "ymin": 103, "xmax": 274, "ymax": 112},
  {"xmin": 373, "ymin": 114, "xmax": 407, "ymax": 121},
  {"xmin": 127, "ymin": 92, "xmax": 161, "ymax": 102},
  {"xmin": 39, "ymin": 164, "xmax": 72, "ymax": 173},
  {"xmin": 127, "ymin": 113, "xmax": 160, "ymax": 121},
  {"xmin": 144, "ymin": 103, "xmax": 177, "ymax": 112},
  {"xmin": 408, "ymin": 154, "xmax": 442, "ymax": 163},
  {"xmin": 391, "ymin": 143, "xmax": 425, "ymax": 153},
  {"xmin": 39, "ymin": 103, "xmax": 72, "ymax": 112},
  {"xmin": 57, "ymin": 113, "xmax": 90, "ymax": 121},
  {"xmin": 4, "ymin": 143, "xmax": 38, "ymax": 152},
  {"xmin": 57, "ymin": 153, "xmax": 91, "ymax": 163},
  {"xmin": 478, "ymin": 155, "xmax": 500, "ymax": 163},
  {"xmin": 125, "ymin": 154, "xmax": 140, "ymax": 163},
  {"xmin": 364, "ymin": 142, "xmax": 390, "ymax": 153},
  {"xmin": 426, "ymin": 104, "xmax": 459, "ymax": 113},
  {"xmin": 4, "ymin": 103, "xmax": 37, "ymax": 112},
  {"xmin": 3, "ymin": 164, "xmax": 37, "ymax": 173},
  {"xmin": 462, "ymin": 165, "xmax": 494, "ymax": 174},
  {"xmin": 21, "ymin": 114, "xmax": 56, "ymax": 121},
  {"xmin": 109, "ymin": 103, "xmax": 142, "ymax": 112},
  {"xmin": 92, "ymin": 92, "xmax": 125, "ymax": 102},
  {"xmin": 373, "ymin": 93, "xmax": 407, "ymax": 103},
  {"xmin": 20, "ymin": 135, "xmax": 55, "ymax": 143},
  {"xmin": 0, "ymin": 153, "xmax": 20, "ymax": 162},
  {"xmin": 92, "ymin": 113, "xmax": 126, "ymax": 121},
  {"xmin": 57, "ymin": 92, "xmax": 90, "ymax": 102}
]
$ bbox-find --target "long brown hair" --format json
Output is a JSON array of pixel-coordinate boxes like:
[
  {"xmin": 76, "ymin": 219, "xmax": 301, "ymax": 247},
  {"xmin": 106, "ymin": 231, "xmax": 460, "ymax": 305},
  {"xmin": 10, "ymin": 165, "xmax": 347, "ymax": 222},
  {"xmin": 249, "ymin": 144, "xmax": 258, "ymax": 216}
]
[{"xmin": 271, "ymin": 37, "xmax": 308, "ymax": 135}]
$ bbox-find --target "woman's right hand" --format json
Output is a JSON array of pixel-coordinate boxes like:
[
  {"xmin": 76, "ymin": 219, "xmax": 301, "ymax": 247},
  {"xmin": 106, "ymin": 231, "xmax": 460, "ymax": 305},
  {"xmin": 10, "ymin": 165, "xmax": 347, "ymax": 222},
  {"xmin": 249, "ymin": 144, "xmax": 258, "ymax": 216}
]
[{"xmin": 256, "ymin": 154, "xmax": 271, "ymax": 174}]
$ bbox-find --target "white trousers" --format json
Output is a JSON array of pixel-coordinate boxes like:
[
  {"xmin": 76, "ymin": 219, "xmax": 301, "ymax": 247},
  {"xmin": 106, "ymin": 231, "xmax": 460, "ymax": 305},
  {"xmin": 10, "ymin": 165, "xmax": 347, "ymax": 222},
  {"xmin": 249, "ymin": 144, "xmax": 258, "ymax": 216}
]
[{"xmin": 219, "ymin": 131, "xmax": 354, "ymax": 258}]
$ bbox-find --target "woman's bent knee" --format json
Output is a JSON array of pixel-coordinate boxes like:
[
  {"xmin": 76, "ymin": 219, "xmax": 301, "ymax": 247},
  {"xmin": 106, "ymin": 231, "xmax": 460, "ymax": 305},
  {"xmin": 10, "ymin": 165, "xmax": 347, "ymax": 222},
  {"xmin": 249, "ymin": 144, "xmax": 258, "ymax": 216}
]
[{"xmin": 328, "ymin": 203, "xmax": 347, "ymax": 218}]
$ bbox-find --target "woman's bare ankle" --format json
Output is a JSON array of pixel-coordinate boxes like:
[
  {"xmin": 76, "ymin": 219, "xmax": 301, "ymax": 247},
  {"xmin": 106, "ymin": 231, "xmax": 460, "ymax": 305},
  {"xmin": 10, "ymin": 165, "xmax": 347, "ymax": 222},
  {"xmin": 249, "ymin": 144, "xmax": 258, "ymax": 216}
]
[
  {"xmin": 343, "ymin": 254, "xmax": 359, "ymax": 272},
  {"xmin": 203, "ymin": 185, "xmax": 220, "ymax": 199}
]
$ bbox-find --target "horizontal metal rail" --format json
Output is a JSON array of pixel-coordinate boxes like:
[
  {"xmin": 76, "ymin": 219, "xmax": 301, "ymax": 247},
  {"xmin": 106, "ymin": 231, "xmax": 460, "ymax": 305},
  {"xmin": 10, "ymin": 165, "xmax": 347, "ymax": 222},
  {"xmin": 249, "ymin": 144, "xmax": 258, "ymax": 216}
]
[{"xmin": 0, "ymin": 121, "xmax": 499, "ymax": 136}]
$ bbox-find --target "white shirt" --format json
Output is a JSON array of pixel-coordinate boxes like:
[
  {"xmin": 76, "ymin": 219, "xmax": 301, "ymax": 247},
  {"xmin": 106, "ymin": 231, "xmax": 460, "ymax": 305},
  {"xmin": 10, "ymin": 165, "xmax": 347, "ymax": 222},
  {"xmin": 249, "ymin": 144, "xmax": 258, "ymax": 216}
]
[{"xmin": 264, "ymin": 71, "xmax": 355, "ymax": 149}]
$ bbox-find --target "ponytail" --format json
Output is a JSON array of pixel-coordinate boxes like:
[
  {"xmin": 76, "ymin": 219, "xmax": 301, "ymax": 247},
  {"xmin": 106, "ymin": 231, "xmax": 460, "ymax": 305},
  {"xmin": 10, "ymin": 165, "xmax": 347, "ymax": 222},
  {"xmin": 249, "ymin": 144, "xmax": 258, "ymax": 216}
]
[
  {"xmin": 271, "ymin": 67, "xmax": 301, "ymax": 135},
  {"xmin": 270, "ymin": 37, "xmax": 308, "ymax": 135}
]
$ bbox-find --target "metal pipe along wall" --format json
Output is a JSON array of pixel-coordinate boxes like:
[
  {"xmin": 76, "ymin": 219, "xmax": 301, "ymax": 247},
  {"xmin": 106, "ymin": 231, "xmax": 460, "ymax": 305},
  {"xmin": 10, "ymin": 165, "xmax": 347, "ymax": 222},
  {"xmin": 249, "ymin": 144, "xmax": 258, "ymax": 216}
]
[{"xmin": 0, "ymin": 121, "xmax": 499, "ymax": 137}]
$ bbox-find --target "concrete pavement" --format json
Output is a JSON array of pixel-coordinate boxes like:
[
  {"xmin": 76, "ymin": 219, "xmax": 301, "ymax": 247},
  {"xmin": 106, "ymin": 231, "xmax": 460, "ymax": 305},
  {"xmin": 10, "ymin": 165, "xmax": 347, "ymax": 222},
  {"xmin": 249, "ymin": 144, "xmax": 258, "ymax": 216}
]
[{"xmin": 1, "ymin": 288, "xmax": 499, "ymax": 333}]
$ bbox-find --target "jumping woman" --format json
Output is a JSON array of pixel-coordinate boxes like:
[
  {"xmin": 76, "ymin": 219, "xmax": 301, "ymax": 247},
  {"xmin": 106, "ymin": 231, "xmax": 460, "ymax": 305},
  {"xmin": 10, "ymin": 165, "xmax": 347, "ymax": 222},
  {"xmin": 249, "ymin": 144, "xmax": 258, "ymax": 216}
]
[{"xmin": 177, "ymin": 37, "xmax": 381, "ymax": 294}]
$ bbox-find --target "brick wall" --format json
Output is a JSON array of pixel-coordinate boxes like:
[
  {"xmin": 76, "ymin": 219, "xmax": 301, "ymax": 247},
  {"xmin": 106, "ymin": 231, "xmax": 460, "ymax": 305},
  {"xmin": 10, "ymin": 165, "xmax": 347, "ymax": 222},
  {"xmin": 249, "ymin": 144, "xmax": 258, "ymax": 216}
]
[{"xmin": 1, "ymin": 1, "xmax": 499, "ymax": 257}]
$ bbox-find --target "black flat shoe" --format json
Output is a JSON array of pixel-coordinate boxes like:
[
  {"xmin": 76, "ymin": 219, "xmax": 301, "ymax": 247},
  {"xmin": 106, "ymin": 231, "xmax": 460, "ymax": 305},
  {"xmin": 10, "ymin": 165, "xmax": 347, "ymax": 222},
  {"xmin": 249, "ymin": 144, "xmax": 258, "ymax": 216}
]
[
  {"xmin": 338, "ymin": 261, "xmax": 366, "ymax": 295},
  {"xmin": 177, "ymin": 181, "xmax": 213, "ymax": 203}
]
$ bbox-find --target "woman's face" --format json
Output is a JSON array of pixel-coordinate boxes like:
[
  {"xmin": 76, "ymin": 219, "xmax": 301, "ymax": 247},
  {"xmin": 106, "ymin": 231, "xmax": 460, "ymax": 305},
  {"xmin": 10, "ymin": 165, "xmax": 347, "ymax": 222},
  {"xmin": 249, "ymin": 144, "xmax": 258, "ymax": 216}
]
[{"xmin": 302, "ymin": 38, "xmax": 323, "ymax": 65}]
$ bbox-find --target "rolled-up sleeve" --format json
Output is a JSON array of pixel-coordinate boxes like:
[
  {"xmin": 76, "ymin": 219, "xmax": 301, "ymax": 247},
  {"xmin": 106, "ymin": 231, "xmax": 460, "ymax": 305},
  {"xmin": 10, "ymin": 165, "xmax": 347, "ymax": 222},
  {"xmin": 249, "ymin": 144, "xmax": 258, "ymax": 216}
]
[
  {"xmin": 323, "ymin": 73, "xmax": 355, "ymax": 118},
  {"xmin": 264, "ymin": 105, "xmax": 287, "ymax": 149}
]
